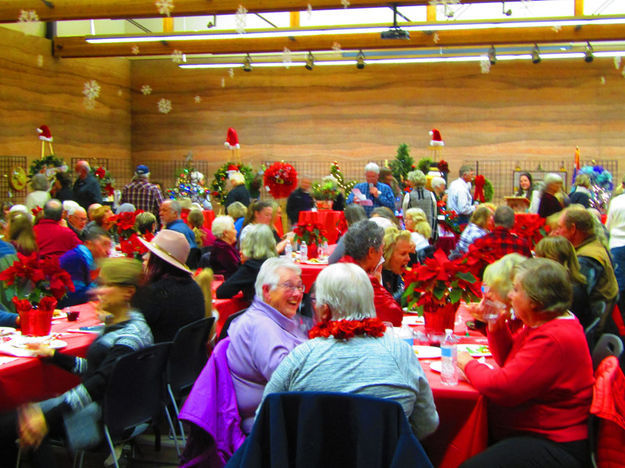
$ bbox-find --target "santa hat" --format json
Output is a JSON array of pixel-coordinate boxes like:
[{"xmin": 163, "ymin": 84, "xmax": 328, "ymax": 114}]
[
  {"xmin": 37, "ymin": 125, "xmax": 53, "ymax": 142},
  {"xmin": 429, "ymin": 128, "xmax": 444, "ymax": 147},
  {"xmin": 224, "ymin": 127, "xmax": 240, "ymax": 150}
]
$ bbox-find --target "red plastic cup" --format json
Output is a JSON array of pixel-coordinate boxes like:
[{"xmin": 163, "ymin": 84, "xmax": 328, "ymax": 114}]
[{"xmin": 67, "ymin": 310, "xmax": 80, "ymax": 322}]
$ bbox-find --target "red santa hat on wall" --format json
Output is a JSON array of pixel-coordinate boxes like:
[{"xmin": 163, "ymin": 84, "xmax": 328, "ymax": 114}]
[
  {"xmin": 429, "ymin": 128, "xmax": 444, "ymax": 147},
  {"xmin": 37, "ymin": 125, "xmax": 53, "ymax": 142},
  {"xmin": 224, "ymin": 127, "xmax": 240, "ymax": 150}
]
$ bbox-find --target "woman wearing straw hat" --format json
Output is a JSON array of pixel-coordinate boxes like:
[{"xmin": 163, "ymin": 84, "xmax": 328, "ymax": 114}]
[{"xmin": 132, "ymin": 230, "xmax": 205, "ymax": 343}]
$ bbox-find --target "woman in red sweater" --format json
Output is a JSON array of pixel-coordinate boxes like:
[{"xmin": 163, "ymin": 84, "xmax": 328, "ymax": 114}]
[{"xmin": 458, "ymin": 258, "xmax": 593, "ymax": 468}]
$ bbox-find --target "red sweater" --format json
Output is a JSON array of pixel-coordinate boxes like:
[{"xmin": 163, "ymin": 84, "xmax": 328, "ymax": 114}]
[
  {"xmin": 464, "ymin": 315, "xmax": 593, "ymax": 443},
  {"xmin": 34, "ymin": 219, "xmax": 81, "ymax": 259}
]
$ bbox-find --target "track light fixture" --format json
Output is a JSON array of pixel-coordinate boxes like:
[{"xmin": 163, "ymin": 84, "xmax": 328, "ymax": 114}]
[
  {"xmin": 584, "ymin": 42, "xmax": 594, "ymax": 63},
  {"xmin": 243, "ymin": 53, "xmax": 252, "ymax": 72},
  {"xmin": 305, "ymin": 51, "xmax": 314, "ymax": 70},
  {"xmin": 531, "ymin": 44, "xmax": 541, "ymax": 64},
  {"xmin": 356, "ymin": 50, "xmax": 365, "ymax": 70},
  {"xmin": 488, "ymin": 45, "xmax": 497, "ymax": 65},
  {"xmin": 502, "ymin": 1, "xmax": 512, "ymax": 16}
]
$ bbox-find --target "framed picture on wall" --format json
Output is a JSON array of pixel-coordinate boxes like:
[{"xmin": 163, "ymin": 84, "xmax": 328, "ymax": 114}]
[{"xmin": 513, "ymin": 170, "xmax": 568, "ymax": 194}]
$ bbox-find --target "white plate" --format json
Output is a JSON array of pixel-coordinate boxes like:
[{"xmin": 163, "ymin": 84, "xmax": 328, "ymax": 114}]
[
  {"xmin": 300, "ymin": 259, "xmax": 328, "ymax": 265},
  {"xmin": 0, "ymin": 337, "xmax": 67, "ymax": 357},
  {"xmin": 458, "ymin": 344, "xmax": 491, "ymax": 357},
  {"xmin": 413, "ymin": 346, "xmax": 441, "ymax": 359},
  {"xmin": 402, "ymin": 315, "xmax": 425, "ymax": 326},
  {"xmin": 0, "ymin": 327, "xmax": 16, "ymax": 336},
  {"xmin": 402, "ymin": 308, "xmax": 422, "ymax": 315}
]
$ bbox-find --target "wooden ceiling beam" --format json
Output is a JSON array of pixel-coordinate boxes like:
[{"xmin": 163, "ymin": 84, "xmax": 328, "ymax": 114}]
[
  {"xmin": 0, "ymin": 0, "xmax": 555, "ymax": 23},
  {"xmin": 53, "ymin": 23, "xmax": 625, "ymax": 58}
]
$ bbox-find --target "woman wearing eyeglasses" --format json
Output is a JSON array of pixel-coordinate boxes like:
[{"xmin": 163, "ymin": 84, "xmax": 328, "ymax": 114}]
[{"xmin": 226, "ymin": 257, "xmax": 310, "ymax": 434}]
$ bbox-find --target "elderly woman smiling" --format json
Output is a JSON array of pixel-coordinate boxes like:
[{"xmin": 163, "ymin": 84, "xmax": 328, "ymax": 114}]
[
  {"xmin": 226, "ymin": 257, "xmax": 309, "ymax": 434},
  {"xmin": 260, "ymin": 263, "xmax": 439, "ymax": 440},
  {"xmin": 459, "ymin": 258, "xmax": 594, "ymax": 468}
]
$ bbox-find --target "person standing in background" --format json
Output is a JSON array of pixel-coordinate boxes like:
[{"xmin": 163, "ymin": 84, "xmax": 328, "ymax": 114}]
[
  {"xmin": 73, "ymin": 161, "xmax": 102, "ymax": 210},
  {"xmin": 447, "ymin": 165, "xmax": 475, "ymax": 225},
  {"xmin": 286, "ymin": 176, "xmax": 314, "ymax": 227},
  {"xmin": 121, "ymin": 164, "xmax": 164, "ymax": 223}
]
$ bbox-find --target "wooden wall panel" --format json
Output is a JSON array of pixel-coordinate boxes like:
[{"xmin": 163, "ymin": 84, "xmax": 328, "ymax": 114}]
[
  {"xmin": 131, "ymin": 57, "xmax": 625, "ymax": 193},
  {"xmin": 0, "ymin": 26, "xmax": 132, "ymax": 201}
]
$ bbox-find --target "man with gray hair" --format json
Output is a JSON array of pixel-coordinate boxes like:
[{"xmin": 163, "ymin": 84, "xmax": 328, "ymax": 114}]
[
  {"xmin": 159, "ymin": 199, "xmax": 197, "ymax": 248},
  {"xmin": 63, "ymin": 200, "xmax": 87, "ymax": 241},
  {"xmin": 33, "ymin": 199, "xmax": 81, "ymax": 259},
  {"xmin": 447, "ymin": 165, "xmax": 475, "ymax": 225},
  {"xmin": 226, "ymin": 257, "xmax": 310, "ymax": 434},
  {"xmin": 121, "ymin": 164, "xmax": 164, "ymax": 222},
  {"xmin": 342, "ymin": 220, "xmax": 403, "ymax": 326},
  {"xmin": 73, "ymin": 160, "xmax": 102, "ymax": 210},
  {"xmin": 470, "ymin": 205, "xmax": 531, "ymax": 260},
  {"xmin": 346, "ymin": 162, "xmax": 395, "ymax": 217}
]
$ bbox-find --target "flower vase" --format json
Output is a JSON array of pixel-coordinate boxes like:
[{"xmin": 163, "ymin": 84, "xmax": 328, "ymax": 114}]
[
  {"xmin": 317, "ymin": 200, "xmax": 333, "ymax": 210},
  {"xmin": 423, "ymin": 301, "xmax": 460, "ymax": 341},
  {"xmin": 20, "ymin": 298, "xmax": 57, "ymax": 337},
  {"xmin": 307, "ymin": 243, "xmax": 318, "ymax": 260}
]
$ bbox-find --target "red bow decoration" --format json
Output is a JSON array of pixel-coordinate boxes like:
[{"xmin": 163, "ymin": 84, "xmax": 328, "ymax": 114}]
[{"xmin": 473, "ymin": 174, "xmax": 485, "ymax": 203}]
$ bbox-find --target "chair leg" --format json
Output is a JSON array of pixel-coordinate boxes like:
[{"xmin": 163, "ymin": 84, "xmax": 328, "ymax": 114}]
[
  {"xmin": 168, "ymin": 385, "xmax": 186, "ymax": 445},
  {"xmin": 163, "ymin": 405, "xmax": 181, "ymax": 457},
  {"xmin": 73, "ymin": 451, "xmax": 85, "ymax": 468},
  {"xmin": 103, "ymin": 426, "xmax": 120, "ymax": 468},
  {"xmin": 15, "ymin": 445, "xmax": 21, "ymax": 468}
]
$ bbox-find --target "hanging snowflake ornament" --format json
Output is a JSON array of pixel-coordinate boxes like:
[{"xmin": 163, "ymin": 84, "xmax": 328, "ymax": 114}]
[
  {"xmin": 600, "ymin": 76, "xmax": 606, "ymax": 85},
  {"xmin": 235, "ymin": 5, "xmax": 248, "ymax": 34},
  {"xmin": 194, "ymin": 95, "xmax": 202, "ymax": 103},
  {"xmin": 171, "ymin": 49, "xmax": 185, "ymax": 64},
  {"xmin": 131, "ymin": 45, "xmax": 140, "ymax": 55},
  {"xmin": 141, "ymin": 84, "xmax": 152, "ymax": 95},
  {"xmin": 282, "ymin": 47, "xmax": 292, "ymax": 69},
  {"xmin": 83, "ymin": 80, "xmax": 101, "ymax": 100},
  {"xmin": 228, "ymin": 68, "xmax": 235, "ymax": 78},
  {"xmin": 155, "ymin": 0, "xmax": 174, "ymax": 17},
  {"xmin": 480, "ymin": 57, "xmax": 491, "ymax": 74},
  {"xmin": 332, "ymin": 42, "xmax": 342, "ymax": 52},
  {"xmin": 551, "ymin": 25, "xmax": 562, "ymax": 33},
  {"xmin": 36, "ymin": 55, "xmax": 43, "ymax": 67},
  {"xmin": 341, "ymin": 0, "xmax": 350, "ymax": 8},
  {"xmin": 307, "ymin": 4, "xmax": 313, "ymax": 19},
  {"xmin": 18, "ymin": 10, "xmax": 39, "ymax": 23},
  {"xmin": 614, "ymin": 56, "xmax": 621, "ymax": 70},
  {"xmin": 433, "ymin": 33, "xmax": 440, "ymax": 44},
  {"xmin": 221, "ymin": 77, "xmax": 226, "ymax": 88},
  {"xmin": 83, "ymin": 97, "xmax": 96, "ymax": 110},
  {"xmin": 158, "ymin": 98, "xmax": 172, "ymax": 114}
]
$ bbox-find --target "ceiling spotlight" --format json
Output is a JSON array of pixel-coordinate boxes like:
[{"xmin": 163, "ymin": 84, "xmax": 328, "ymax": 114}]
[
  {"xmin": 502, "ymin": 1, "xmax": 512, "ymax": 16},
  {"xmin": 584, "ymin": 42, "xmax": 594, "ymax": 63},
  {"xmin": 531, "ymin": 44, "xmax": 541, "ymax": 64},
  {"xmin": 305, "ymin": 51, "xmax": 314, "ymax": 71},
  {"xmin": 488, "ymin": 45, "xmax": 497, "ymax": 65},
  {"xmin": 242, "ymin": 53, "xmax": 252, "ymax": 72},
  {"xmin": 356, "ymin": 50, "xmax": 365, "ymax": 70}
]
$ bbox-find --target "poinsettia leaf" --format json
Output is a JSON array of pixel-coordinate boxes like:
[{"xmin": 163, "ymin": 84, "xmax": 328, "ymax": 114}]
[
  {"xmin": 433, "ymin": 286, "xmax": 446, "ymax": 300},
  {"xmin": 449, "ymin": 288, "xmax": 462, "ymax": 303},
  {"xmin": 456, "ymin": 271, "xmax": 477, "ymax": 283}
]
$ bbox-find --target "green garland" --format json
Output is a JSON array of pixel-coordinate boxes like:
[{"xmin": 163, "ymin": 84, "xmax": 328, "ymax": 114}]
[
  {"xmin": 483, "ymin": 177, "xmax": 494, "ymax": 203},
  {"xmin": 417, "ymin": 158, "xmax": 433, "ymax": 175},
  {"xmin": 210, "ymin": 162, "xmax": 255, "ymax": 204},
  {"xmin": 28, "ymin": 155, "xmax": 67, "ymax": 180}
]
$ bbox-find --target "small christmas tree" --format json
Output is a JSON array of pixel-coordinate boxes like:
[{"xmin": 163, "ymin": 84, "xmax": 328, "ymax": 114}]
[
  {"xmin": 330, "ymin": 161, "xmax": 357, "ymax": 195},
  {"xmin": 389, "ymin": 143, "xmax": 414, "ymax": 191},
  {"xmin": 167, "ymin": 153, "xmax": 212, "ymax": 207}
]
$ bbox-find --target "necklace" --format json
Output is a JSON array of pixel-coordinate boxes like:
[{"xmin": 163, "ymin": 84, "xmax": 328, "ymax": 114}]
[{"xmin": 308, "ymin": 318, "xmax": 386, "ymax": 340}]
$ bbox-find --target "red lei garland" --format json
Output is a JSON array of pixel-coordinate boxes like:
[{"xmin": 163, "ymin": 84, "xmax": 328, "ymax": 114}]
[{"xmin": 308, "ymin": 318, "xmax": 386, "ymax": 340}]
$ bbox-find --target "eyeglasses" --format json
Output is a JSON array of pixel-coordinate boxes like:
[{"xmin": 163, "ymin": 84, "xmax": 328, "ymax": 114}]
[{"xmin": 276, "ymin": 282, "xmax": 305, "ymax": 293}]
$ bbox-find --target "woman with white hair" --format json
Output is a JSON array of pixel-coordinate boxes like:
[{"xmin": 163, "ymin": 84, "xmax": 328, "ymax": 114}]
[
  {"xmin": 224, "ymin": 171, "xmax": 251, "ymax": 209},
  {"xmin": 203, "ymin": 215, "xmax": 240, "ymax": 278},
  {"xmin": 261, "ymin": 263, "xmax": 439, "ymax": 440},
  {"xmin": 25, "ymin": 173, "xmax": 51, "ymax": 211},
  {"xmin": 226, "ymin": 257, "xmax": 309, "ymax": 434},
  {"xmin": 538, "ymin": 173, "xmax": 565, "ymax": 218}
]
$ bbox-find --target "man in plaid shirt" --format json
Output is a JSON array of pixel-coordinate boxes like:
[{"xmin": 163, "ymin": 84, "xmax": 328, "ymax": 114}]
[
  {"xmin": 469, "ymin": 206, "xmax": 531, "ymax": 260},
  {"xmin": 121, "ymin": 165, "xmax": 164, "ymax": 221}
]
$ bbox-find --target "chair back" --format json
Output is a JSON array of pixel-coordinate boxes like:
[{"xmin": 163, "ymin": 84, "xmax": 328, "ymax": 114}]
[
  {"xmin": 167, "ymin": 317, "xmax": 215, "ymax": 396},
  {"xmin": 218, "ymin": 308, "xmax": 247, "ymax": 342},
  {"xmin": 103, "ymin": 342, "xmax": 171, "ymax": 440},
  {"xmin": 226, "ymin": 392, "xmax": 433, "ymax": 468},
  {"xmin": 592, "ymin": 333, "xmax": 624, "ymax": 370},
  {"xmin": 187, "ymin": 247, "xmax": 202, "ymax": 270}
]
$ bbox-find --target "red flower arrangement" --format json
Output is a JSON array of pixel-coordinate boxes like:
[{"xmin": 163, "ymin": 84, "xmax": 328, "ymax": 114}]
[
  {"xmin": 91, "ymin": 166, "xmax": 115, "ymax": 199},
  {"xmin": 403, "ymin": 249, "xmax": 480, "ymax": 314},
  {"xmin": 309, "ymin": 318, "xmax": 386, "ymax": 340},
  {"xmin": 263, "ymin": 161, "xmax": 298, "ymax": 199},
  {"xmin": 114, "ymin": 210, "xmax": 152, "ymax": 260},
  {"xmin": 437, "ymin": 160, "xmax": 449, "ymax": 174},
  {"xmin": 293, "ymin": 222, "xmax": 327, "ymax": 246},
  {"xmin": 510, "ymin": 215, "xmax": 549, "ymax": 249}
]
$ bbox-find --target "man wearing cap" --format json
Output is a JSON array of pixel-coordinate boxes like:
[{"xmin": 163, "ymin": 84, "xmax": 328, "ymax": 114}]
[
  {"xmin": 159, "ymin": 199, "xmax": 197, "ymax": 249},
  {"xmin": 73, "ymin": 160, "xmax": 102, "ymax": 211},
  {"xmin": 121, "ymin": 164, "xmax": 165, "ymax": 222}
]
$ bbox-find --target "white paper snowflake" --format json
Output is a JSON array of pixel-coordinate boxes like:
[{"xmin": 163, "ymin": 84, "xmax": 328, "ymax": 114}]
[
  {"xmin": 332, "ymin": 42, "xmax": 342, "ymax": 52},
  {"xmin": 614, "ymin": 56, "xmax": 621, "ymax": 70},
  {"xmin": 551, "ymin": 25, "xmax": 562, "ymax": 33},
  {"xmin": 83, "ymin": 97, "xmax": 96, "ymax": 110},
  {"xmin": 600, "ymin": 76, "xmax": 606, "ymax": 85},
  {"xmin": 37, "ymin": 55, "xmax": 43, "ymax": 67},
  {"xmin": 155, "ymin": 0, "xmax": 174, "ymax": 17},
  {"xmin": 18, "ymin": 10, "xmax": 39, "ymax": 23},
  {"xmin": 83, "ymin": 80, "xmax": 101, "ymax": 100},
  {"xmin": 341, "ymin": 0, "xmax": 350, "ymax": 8},
  {"xmin": 282, "ymin": 48, "xmax": 292, "ymax": 69},
  {"xmin": 307, "ymin": 4, "xmax": 313, "ymax": 19},
  {"xmin": 433, "ymin": 33, "xmax": 440, "ymax": 44},
  {"xmin": 235, "ymin": 5, "xmax": 248, "ymax": 34},
  {"xmin": 194, "ymin": 95, "xmax": 202, "ymax": 103},
  {"xmin": 480, "ymin": 57, "xmax": 491, "ymax": 74},
  {"xmin": 141, "ymin": 85, "xmax": 153, "ymax": 95},
  {"xmin": 131, "ymin": 45, "xmax": 140, "ymax": 55},
  {"xmin": 221, "ymin": 77, "xmax": 226, "ymax": 88},
  {"xmin": 158, "ymin": 98, "xmax": 172, "ymax": 114},
  {"xmin": 171, "ymin": 49, "xmax": 185, "ymax": 63},
  {"xmin": 228, "ymin": 68, "xmax": 235, "ymax": 78}
]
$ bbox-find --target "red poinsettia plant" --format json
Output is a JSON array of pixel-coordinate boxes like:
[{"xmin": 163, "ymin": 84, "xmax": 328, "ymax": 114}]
[
  {"xmin": 437, "ymin": 160, "xmax": 449, "ymax": 174},
  {"xmin": 0, "ymin": 252, "xmax": 75, "ymax": 307},
  {"xmin": 403, "ymin": 249, "xmax": 481, "ymax": 314},
  {"xmin": 309, "ymin": 318, "xmax": 386, "ymax": 340},
  {"xmin": 263, "ymin": 161, "xmax": 298, "ymax": 199},
  {"xmin": 114, "ymin": 210, "xmax": 152, "ymax": 260},
  {"xmin": 510, "ymin": 215, "xmax": 550, "ymax": 249},
  {"xmin": 293, "ymin": 222, "xmax": 327, "ymax": 246}
]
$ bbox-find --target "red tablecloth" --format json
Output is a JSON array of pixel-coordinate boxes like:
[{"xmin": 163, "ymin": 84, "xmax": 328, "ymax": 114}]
[
  {"xmin": 0, "ymin": 303, "xmax": 102, "ymax": 411},
  {"xmin": 298, "ymin": 211, "xmax": 346, "ymax": 245}
]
